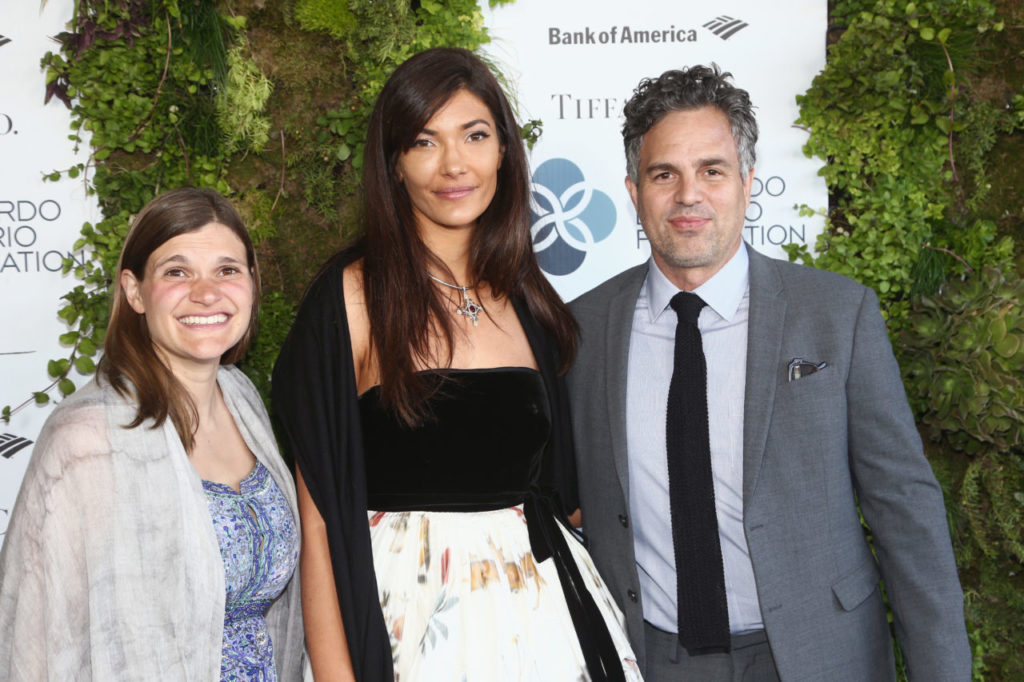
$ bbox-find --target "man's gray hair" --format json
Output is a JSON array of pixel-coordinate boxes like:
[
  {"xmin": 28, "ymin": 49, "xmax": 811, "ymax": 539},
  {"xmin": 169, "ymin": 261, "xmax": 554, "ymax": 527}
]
[{"xmin": 622, "ymin": 64, "xmax": 758, "ymax": 182}]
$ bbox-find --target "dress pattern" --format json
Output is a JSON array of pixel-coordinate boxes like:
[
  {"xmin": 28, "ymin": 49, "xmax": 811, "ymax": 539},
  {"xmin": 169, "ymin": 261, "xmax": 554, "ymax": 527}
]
[
  {"xmin": 203, "ymin": 461, "xmax": 300, "ymax": 681},
  {"xmin": 360, "ymin": 368, "xmax": 642, "ymax": 682}
]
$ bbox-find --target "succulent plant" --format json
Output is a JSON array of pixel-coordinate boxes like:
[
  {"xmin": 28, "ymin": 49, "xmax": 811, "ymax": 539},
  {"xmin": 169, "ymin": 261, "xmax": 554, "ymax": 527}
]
[
  {"xmin": 902, "ymin": 266, "xmax": 1024, "ymax": 456},
  {"xmin": 902, "ymin": 265, "xmax": 1024, "ymax": 564}
]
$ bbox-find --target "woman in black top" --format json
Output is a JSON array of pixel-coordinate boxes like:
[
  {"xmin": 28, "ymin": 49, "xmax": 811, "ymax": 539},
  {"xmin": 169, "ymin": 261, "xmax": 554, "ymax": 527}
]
[{"xmin": 272, "ymin": 47, "xmax": 640, "ymax": 682}]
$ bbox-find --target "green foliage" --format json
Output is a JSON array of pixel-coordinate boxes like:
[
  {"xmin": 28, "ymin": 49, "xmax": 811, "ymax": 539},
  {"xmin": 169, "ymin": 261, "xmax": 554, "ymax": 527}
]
[
  {"xmin": 962, "ymin": 554, "xmax": 1024, "ymax": 680},
  {"xmin": 791, "ymin": 0, "xmax": 1017, "ymax": 331},
  {"xmin": 294, "ymin": 0, "xmax": 357, "ymax": 39},
  {"xmin": 238, "ymin": 290, "xmax": 296, "ymax": 405},
  {"xmin": 216, "ymin": 44, "xmax": 273, "ymax": 154},
  {"xmin": 902, "ymin": 266, "xmax": 1024, "ymax": 558},
  {"xmin": 2, "ymin": 0, "xmax": 242, "ymax": 418},
  {"xmin": 4, "ymin": 0, "xmax": 506, "ymax": 420},
  {"xmin": 520, "ymin": 118, "xmax": 543, "ymax": 150},
  {"xmin": 908, "ymin": 266, "xmax": 1024, "ymax": 454},
  {"xmin": 797, "ymin": 1, "xmax": 1024, "ymax": 676},
  {"xmin": 299, "ymin": 0, "xmax": 497, "ymax": 179}
]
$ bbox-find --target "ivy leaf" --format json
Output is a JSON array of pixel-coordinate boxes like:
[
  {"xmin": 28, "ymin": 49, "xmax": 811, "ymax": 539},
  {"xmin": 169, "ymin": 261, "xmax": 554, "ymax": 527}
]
[
  {"xmin": 419, "ymin": 0, "xmax": 442, "ymax": 15},
  {"xmin": 78, "ymin": 337, "xmax": 98, "ymax": 356},
  {"xmin": 34, "ymin": 392, "xmax": 50, "ymax": 405},
  {"xmin": 920, "ymin": 27, "xmax": 935, "ymax": 41},
  {"xmin": 58, "ymin": 304, "xmax": 79, "ymax": 324},
  {"xmin": 58, "ymin": 378, "xmax": 76, "ymax": 396},
  {"xmin": 75, "ymin": 356, "xmax": 97, "ymax": 374},
  {"xmin": 47, "ymin": 358, "xmax": 69, "ymax": 378}
]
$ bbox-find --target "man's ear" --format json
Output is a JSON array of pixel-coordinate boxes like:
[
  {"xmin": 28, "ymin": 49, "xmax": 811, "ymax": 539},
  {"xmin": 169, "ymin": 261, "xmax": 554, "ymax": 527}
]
[
  {"xmin": 743, "ymin": 167, "xmax": 755, "ymax": 203},
  {"xmin": 625, "ymin": 175, "xmax": 639, "ymax": 211},
  {"xmin": 121, "ymin": 270, "xmax": 145, "ymax": 314}
]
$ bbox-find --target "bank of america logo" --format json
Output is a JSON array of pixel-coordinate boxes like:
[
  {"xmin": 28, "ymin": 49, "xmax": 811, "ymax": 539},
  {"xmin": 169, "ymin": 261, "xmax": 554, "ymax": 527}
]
[
  {"xmin": 703, "ymin": 16, "xmax": 749, "ymax": 40},
  {"xmin": 0, "ymin": 433, "xmax": 33, "ymax": 459},
  {"xmin": 530, "ymin": 158, "xmax": 616, "ymax": 277}
]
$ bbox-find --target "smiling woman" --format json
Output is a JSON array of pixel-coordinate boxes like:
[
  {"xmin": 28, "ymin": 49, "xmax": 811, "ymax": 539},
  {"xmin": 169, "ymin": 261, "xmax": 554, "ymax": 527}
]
[
  {"xmin": 0, "ymin": 188, "xmax": 304, "ymax": 681},
  {"xmin": 120, "ymin": 222, "xmax": 255, "ymax": 380},
  {"xmin": 103, "ymin": 189, "xmax": 262, "ymax": 451}
]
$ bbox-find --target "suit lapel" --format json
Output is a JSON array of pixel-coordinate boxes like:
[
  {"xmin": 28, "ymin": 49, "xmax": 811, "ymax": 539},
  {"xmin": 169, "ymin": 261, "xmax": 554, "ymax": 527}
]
[
  {"xmin": 604, "ymin": 265, "xmax": 648, "ymax": 504},
  {"xmin": 743, "ymin": 250, "xmax": 786, "ymax": 502}
]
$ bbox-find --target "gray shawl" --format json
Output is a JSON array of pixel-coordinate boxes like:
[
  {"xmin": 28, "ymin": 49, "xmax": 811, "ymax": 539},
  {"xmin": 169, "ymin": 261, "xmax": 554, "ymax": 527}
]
[{"xmin": 0, "ymin": 365, "xmax": 304, "ymax": 681}]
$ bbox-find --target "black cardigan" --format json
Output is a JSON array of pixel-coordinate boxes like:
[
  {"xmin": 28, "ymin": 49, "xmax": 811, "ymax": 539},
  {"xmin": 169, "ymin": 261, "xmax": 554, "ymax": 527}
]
[{"xmin": 271, "ymin": 250, "xmax": 579, "ymax": 681}]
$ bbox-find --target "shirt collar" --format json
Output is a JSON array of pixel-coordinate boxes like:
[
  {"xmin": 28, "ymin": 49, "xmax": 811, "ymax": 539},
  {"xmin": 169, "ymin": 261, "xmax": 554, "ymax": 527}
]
[{"xmin": 645, "ymin": 241, "xmax": 750, "ymax": 323}]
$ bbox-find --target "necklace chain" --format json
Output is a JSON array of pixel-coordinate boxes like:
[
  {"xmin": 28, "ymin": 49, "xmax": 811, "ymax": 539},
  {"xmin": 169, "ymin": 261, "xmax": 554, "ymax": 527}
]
[
  {"xmin": 427, "ymin": 273, "xmax": 484, "ymax": 327},
  {"xmin": 427, "ymin": 273, "xmax": 471, "ymax": 292}
]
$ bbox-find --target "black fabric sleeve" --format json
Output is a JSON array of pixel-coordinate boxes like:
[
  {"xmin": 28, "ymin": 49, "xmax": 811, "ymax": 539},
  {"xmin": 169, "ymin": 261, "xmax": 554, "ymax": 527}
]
[
  {"xmin": 271, "ymin": 253, "xmax": 394, "ymax": 682},
  {"xmin": 514, "ymin": 298, "xmax": 580, "ymax": 516}
]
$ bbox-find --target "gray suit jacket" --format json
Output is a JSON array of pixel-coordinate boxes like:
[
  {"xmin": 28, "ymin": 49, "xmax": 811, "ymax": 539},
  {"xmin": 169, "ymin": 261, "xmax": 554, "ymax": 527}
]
[{"xmin": 568, "ymin": 248, "xmax": 970, "ymax": 681}]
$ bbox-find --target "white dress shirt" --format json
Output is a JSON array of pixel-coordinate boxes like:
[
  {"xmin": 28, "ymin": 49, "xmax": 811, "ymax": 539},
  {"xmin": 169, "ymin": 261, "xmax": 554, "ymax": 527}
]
[{"xmin": 625, "ymin": 242, "xmax": 764, "ymax": 634}]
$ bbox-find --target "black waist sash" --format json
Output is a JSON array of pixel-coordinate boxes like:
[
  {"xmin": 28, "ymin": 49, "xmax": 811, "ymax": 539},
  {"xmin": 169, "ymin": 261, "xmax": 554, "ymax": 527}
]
[{"xmin": 369, "ymin": 487, "xmax": 627, "ymax": 682}]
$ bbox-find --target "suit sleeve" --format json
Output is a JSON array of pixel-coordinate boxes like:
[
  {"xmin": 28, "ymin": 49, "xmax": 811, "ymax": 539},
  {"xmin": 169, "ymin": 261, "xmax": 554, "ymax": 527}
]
[{"xmin": 844, "ymin": 286, "xmax": 971, "ymax": 681}]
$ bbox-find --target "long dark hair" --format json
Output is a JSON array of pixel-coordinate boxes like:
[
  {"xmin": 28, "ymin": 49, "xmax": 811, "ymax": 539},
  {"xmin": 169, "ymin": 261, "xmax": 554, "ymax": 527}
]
[
  {"xmin": 99, "ymin": 187, "xmax": 261, "ymax": 451},
  {"xmin": 359, "ymin": 47, "xmax": 576, "ymax": 425}
]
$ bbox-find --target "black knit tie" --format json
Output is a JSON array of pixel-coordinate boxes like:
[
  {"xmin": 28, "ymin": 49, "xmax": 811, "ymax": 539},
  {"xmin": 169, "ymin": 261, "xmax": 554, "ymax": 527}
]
[{"xmin": 667, "ymin": 291, "xmax": 730, "ymax": 655}]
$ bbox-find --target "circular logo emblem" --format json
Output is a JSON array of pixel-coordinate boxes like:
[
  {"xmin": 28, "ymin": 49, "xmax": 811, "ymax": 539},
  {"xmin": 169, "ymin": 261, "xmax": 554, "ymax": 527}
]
[{"xmin": 530, "ymin": 158, "xmax": 616, "ymax": 276}]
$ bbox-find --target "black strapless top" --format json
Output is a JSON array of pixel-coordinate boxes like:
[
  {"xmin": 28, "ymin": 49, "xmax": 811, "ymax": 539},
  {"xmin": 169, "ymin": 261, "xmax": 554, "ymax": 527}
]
[{"xmin": 359, "ymin": 368, "xmax": 550, "ymax": 511}]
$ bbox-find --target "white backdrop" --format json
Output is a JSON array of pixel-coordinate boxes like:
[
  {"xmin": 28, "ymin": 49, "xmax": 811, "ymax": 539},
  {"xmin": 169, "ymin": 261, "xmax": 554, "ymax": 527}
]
[
  {"xmin": 481, "ymin": 0, "xmax": 827, "ymax": 301},
  {"xmin": 0, "ymin": 0, "xmax": 825, "ymax": 546},
  {"xmin": 1, "ymin": 0, "xmax": 99, "ymax": 542}
]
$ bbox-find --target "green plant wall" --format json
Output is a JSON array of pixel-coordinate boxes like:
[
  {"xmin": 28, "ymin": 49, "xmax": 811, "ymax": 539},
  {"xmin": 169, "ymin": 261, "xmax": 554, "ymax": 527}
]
[
  {"xmin": 3, "ymin": 0, "xmax": 505, "ymax": 417},
  {"xmin": 6, "ymin": 0, "xmax": 1024, "ymax": 677}
]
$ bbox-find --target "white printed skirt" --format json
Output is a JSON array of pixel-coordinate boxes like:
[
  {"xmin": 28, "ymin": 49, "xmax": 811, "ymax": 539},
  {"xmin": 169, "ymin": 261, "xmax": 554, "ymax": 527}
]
[{"xmin": 368, "ymin": 506, "xmax": 644, "ymax": 682}]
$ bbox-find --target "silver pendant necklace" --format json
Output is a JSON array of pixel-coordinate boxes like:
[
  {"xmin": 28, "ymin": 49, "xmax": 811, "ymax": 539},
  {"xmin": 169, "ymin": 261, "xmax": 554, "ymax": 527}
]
[{"xmin": 428, "ymin": 273, "xmax": 484, "ymax": 326}]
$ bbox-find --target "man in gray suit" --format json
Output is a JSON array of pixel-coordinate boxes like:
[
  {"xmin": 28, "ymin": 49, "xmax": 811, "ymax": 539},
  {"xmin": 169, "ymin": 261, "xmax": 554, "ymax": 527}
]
[{"xmin": 568, "ymin": 64, "xmax": 970, "ymax": 681}]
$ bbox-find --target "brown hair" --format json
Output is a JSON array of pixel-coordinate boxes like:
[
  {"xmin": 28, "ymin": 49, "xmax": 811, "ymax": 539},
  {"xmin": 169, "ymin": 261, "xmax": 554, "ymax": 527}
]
[
  {"xmin": 98, "ymin": 186, "xmax": 261, "ymax": 451},
  {"xmin": 359, "ymin": 47, "xmax": 576, "ymax": 425}
]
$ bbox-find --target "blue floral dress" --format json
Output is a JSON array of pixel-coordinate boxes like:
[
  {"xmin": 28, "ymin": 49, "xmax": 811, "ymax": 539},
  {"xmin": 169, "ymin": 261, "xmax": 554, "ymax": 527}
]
[{"xmin": 203, "ymin": 461, "xmax": 300, "ymax": 681}]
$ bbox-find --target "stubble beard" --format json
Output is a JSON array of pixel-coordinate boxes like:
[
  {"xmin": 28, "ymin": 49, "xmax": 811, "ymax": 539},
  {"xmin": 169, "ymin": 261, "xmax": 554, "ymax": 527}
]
[{"xmin": 643, "ymin": 213, "xmax": 720, "ymax": 272}]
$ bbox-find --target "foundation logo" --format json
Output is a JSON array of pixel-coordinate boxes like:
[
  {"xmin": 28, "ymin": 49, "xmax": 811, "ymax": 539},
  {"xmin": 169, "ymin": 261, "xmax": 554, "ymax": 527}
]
[
  {"xmin": 703, "ymin": 15, "xmax": 750, "ymax": 40},
  {"xmin": 529, "ymin": 158, "xmax": 616, "ymax": 276},
  {"xmin": 0, "ymin": 433, "xmax": 33, "ymax": 460}
]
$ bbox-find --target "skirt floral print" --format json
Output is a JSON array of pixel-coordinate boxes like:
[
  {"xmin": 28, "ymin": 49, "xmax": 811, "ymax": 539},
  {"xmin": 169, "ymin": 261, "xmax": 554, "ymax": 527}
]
[{"xmin": 368, "ymin": 506, "xmax": 643, "ymax": 682}]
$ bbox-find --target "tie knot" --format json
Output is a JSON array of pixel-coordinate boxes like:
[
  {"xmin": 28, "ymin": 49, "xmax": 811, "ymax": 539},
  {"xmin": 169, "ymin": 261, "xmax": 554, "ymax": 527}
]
[{"xmin": 670, "ymin": 291, "xmax": 706, "ymax": 326}]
